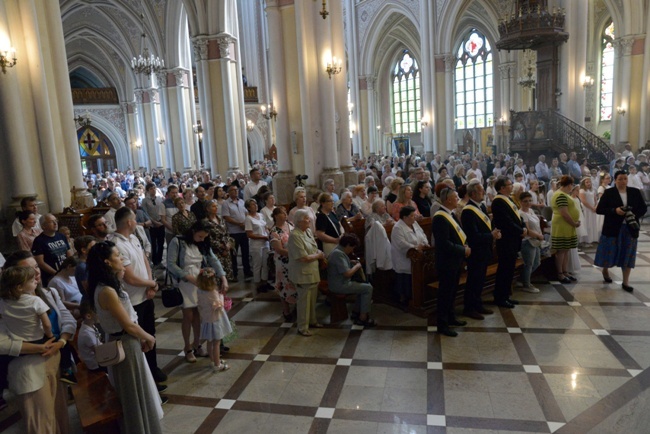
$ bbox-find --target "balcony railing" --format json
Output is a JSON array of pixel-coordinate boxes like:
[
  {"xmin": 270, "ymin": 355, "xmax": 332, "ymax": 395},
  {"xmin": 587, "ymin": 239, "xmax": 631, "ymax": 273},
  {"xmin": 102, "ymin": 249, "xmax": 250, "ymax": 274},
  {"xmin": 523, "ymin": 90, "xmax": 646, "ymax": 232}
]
[{"xmin": 72, "ymin": 88, "xmax": 119, "ymax": 105}]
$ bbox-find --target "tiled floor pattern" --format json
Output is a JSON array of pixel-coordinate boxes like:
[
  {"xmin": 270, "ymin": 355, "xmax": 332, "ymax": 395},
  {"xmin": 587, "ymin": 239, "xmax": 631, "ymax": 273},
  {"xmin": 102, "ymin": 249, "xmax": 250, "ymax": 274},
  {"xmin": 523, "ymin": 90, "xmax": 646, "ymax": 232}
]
[{"xmin": 2, "ymin": 229, "xmax": 650, "ymax": 433}]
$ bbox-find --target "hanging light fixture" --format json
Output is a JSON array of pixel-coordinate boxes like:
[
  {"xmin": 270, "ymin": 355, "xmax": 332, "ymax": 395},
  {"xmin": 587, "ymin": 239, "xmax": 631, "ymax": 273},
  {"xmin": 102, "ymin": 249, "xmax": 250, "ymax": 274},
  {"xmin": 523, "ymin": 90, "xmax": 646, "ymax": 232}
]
[
  {"xmin": 319, "ymin": 0, "xmax": 329, "ymax": 19},
  {"xmin": 131, "ymin": 11, "xmax": 164, "ymax": 76}
]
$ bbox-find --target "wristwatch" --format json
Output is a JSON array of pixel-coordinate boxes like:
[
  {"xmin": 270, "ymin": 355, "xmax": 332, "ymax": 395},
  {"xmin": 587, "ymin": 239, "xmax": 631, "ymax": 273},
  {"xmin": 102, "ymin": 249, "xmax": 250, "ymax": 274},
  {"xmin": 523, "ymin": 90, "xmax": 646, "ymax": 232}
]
[{"xmin": 59, "ymin": 338, "xmax": 67, "ymax": 347}]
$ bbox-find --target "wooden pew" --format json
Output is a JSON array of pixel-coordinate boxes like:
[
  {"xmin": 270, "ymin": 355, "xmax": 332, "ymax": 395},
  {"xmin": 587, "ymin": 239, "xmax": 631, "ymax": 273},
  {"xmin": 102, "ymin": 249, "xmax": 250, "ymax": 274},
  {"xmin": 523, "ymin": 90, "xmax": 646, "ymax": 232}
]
[{"xmin": 70, "ymin": 363, "xmax": 122, "ymax": 434}]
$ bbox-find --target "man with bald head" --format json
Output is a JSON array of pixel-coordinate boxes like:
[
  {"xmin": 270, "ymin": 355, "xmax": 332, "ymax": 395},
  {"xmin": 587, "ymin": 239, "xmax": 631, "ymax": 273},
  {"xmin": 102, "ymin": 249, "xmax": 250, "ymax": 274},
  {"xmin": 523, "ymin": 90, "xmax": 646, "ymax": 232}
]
[{"xmin": 31, "ymin": 214, "xmax": 73, "ymax": 285}]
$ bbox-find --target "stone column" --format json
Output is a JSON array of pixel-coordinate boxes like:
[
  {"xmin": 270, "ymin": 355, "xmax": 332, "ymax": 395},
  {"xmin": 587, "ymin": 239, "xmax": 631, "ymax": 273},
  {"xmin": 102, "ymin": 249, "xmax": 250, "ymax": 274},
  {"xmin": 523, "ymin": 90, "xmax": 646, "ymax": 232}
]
[
  {"xmin": 613, "ymin": 36, "xmax": 634, "ymax": 146},
  {"xmin": 265, "ymin": 0, "xmax": 294, "ymax": 203},
  {"xmin": 193, "ymin": 39, "xmax": 215, "ymax": 172},
  {"xmin": 420, "ymin": 2, "xmax": 436, "ymax": 159},
  {"xmin": 365, "ymin": 76, "xmax": 378, "ymax": 155},
  {"xmin": 123, "ymin": 102, "xmax": 142, "ymax": 169},
  {"xmin": 442, "ymin": 54, "xmax": 457, "ymax": 154},
  {"xmin": 158, "ymin": 69, "xmax": 195, "ymax": 171},
  {"xmin": 344, "ymin": 0, "xmax": 362, "ymax": 158}
]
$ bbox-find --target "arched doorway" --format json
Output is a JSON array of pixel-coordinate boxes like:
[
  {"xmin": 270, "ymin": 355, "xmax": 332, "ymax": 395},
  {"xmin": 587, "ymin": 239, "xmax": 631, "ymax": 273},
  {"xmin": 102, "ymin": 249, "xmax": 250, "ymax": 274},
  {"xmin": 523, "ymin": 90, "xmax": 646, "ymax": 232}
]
[{"xmin": 77, "ymin": 126, "xmax": 117, "ymax": 175}]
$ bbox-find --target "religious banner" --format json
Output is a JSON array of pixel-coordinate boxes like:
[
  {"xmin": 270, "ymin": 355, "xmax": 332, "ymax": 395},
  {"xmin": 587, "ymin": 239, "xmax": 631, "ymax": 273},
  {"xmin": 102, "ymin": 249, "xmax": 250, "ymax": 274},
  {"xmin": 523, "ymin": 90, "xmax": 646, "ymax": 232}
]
[{"xmin": 393, "ymin": 136, "xmax": 410, "ymax": 156}]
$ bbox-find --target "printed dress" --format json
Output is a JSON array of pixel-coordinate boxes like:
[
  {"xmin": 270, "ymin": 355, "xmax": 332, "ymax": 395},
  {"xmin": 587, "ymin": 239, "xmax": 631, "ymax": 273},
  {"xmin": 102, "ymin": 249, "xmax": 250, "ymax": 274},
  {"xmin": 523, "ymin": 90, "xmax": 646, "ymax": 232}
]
[
  {"xmin": 271, "ymin": 225, "xmax": 297, "ymax": 304},
  {"xmin": 206, "ymin": 216, "xmax": 234, "ymax": 280}
]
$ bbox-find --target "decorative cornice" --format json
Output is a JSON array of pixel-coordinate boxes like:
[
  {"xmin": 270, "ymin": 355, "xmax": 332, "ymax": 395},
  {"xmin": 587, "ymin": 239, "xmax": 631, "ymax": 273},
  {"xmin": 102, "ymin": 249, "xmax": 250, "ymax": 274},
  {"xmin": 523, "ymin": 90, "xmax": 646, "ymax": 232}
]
[
  {"xmin": 192, "ymin": 39, "xmax": 208, "ymax": 61},
  {"xmin": 155, "ymin": 70, "xmax": 167, "ymax": 88},
  {"xmin": 614, "ymin": 36, "xmax": 634, "ymax": 57},
  {"xmin": 216, "ymin": 35, "xmax": 236, "ymax": 59}
]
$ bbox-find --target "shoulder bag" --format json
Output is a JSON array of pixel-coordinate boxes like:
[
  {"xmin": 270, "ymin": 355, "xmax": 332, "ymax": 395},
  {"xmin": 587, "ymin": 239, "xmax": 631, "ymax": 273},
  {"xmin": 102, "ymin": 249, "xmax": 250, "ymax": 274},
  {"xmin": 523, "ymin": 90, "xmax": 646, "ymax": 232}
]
[
  {"xmin": 162, "ymin": 238, "xmax": 184, "ymax": 308},
  {"xmin": 95, "ymin": 340, "xmax": 125, "ymax": 367}
]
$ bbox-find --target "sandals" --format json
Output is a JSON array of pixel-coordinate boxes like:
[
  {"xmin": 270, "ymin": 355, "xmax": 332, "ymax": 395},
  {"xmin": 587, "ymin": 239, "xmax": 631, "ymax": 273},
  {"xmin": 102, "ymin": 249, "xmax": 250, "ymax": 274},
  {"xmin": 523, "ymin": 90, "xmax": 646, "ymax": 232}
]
[
  {"xmin": 297, "ymin": 329, "xmax": 313, "ymax": 337},
  {"xmin": 213, "ymin": 361, "xmax": 230, "ymax": 372}
]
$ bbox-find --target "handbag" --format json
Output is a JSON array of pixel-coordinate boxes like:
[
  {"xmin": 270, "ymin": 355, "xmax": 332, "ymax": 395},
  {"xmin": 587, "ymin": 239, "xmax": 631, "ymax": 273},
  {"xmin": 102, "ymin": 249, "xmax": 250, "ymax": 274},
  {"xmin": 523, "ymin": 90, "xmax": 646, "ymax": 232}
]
[
  {"xmin": 95, "ymin": 340, "xmax": 125, "ymax": 367},
  {"xmin": 162, "ymin": 238, "xmax": 184, "ymax": 308}
]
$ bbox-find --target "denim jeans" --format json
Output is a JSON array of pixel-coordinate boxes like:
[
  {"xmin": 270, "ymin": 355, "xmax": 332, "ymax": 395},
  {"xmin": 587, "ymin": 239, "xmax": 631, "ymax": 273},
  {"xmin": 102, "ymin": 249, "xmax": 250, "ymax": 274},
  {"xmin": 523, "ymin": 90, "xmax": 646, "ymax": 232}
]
[{"xmin": 520, "ymin": 239, "xmax": 541, "ymax": 287}]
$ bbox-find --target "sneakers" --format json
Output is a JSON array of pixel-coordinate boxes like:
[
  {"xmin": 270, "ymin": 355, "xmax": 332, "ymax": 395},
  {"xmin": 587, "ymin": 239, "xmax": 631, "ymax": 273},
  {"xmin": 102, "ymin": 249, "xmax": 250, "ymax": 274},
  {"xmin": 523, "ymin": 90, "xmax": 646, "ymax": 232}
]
[
  {"xmin": 212, "ymin": 361, "xmax": 230, "ymax": 372},
  {"xmin": 185, "ymin": 349, "xmax": 197, "ymax": 363},
  {"xmin": 522, "ymin": 285, "xmax": 540, "ymax": 293},
  {"xmin": 156, "ymin": 383, "xmax": 168, "ymax": 393},
  {"xmin": 60, "ymin": 370, "xmax": 78, "ymax": 385},
  {"xmin": 194, "ymin": 345, "xmax": 209, "ymax": 357},
  {"xmin": 160, "ymin": 396, "xmax": 169, "ymax": 405},
  {"xmin": 514, "ymin": 281, "xmax": 524, "ymax": 288}
]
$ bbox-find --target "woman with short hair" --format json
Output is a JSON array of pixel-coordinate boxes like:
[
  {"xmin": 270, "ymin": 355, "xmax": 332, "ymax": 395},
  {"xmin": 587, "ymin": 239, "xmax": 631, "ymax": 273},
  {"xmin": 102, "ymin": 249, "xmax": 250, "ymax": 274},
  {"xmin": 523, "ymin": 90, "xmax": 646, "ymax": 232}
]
[{"xmin": 550, "ymin": 176, "xmax": 580, "ymax": 283}]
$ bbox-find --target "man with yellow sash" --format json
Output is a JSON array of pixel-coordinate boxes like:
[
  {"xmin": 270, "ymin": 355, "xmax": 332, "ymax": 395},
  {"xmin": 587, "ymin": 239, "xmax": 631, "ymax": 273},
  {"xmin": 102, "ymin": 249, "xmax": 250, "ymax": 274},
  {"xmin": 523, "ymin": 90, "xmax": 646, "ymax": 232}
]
[
  {"xmin": 491, "ymin": 176, "xmax": 527, "ymax": 308},
  {"xmin": 432, "ymin": 187, "xmax": 471, "ymax": 337},
  {"xmin": 461, "ymin": 180, "xmax": 501, "ymax": 320}
]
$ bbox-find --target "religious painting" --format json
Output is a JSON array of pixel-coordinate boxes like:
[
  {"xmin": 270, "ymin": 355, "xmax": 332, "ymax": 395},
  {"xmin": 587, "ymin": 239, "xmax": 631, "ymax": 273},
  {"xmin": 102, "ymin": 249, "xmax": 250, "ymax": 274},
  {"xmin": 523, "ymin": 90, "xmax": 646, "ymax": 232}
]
[
  {"xmin": 480, "ymin": 128, "xmax": 494, "ymax": 154},
  {"xmin": 393, "ymin": 136, "xmax": 410, "ymax": 156}
]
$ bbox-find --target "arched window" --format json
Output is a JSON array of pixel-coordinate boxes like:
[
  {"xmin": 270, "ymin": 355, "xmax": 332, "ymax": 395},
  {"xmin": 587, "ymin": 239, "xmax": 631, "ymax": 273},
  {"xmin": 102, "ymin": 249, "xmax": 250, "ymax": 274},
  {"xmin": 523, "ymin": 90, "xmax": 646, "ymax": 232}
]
[
  {"xmin": 455, "ymin": 30, "xmax": 493, "ymax": 130},
  {"xmin": 392, "ymin": 50, "xmax": 421, "ymax": 134},
  {"xmin": 600, "ymin": 21, "xmax": 615, "ymax": 122}
]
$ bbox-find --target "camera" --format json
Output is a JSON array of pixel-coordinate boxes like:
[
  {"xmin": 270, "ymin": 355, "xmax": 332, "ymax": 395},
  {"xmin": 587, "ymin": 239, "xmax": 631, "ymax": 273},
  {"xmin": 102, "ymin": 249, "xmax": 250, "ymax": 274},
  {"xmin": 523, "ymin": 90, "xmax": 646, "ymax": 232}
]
[
  {"xmin": 294, "ymin": 174, "xmax": 308, "ymax": 187},
  {"xmin": 621, "ymin": 206, "xmax": 640, "ymax": 234}
]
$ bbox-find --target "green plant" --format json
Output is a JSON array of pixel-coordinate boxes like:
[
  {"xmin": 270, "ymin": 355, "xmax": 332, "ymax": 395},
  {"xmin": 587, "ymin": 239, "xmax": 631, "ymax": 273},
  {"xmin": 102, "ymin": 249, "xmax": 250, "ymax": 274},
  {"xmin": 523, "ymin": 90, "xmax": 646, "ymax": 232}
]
[{"xmin": 603, "ymin": 131, "xmax": 611, "ymax": 140}]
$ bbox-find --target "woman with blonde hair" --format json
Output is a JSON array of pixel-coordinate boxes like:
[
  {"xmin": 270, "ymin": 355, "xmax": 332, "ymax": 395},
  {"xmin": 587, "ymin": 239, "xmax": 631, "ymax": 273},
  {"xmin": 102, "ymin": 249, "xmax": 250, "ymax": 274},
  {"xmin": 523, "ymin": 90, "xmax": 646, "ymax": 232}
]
[
  {"xmin": 390, "ymin": 184, "xmax": 421, "ymax": 221},
  {"xmin": 386, "ymin": 177, "xmax": 405, "ymax": 213}
]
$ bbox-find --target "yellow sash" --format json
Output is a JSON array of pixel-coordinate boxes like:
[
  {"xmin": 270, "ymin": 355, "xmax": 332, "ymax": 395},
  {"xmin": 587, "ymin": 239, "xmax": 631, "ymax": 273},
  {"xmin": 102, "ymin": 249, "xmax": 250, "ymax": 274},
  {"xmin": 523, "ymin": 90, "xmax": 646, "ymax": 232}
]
[
  {"xmin": 493, "ymin": 194, "xmax": 519, "ymax": 217},
  {"xmin": 463, "ymin": 204, "xmax": 492, "ymax": 230},
  {"xmin": 434, "ymin": 210, "xmax": 467, "ymax": 245}
]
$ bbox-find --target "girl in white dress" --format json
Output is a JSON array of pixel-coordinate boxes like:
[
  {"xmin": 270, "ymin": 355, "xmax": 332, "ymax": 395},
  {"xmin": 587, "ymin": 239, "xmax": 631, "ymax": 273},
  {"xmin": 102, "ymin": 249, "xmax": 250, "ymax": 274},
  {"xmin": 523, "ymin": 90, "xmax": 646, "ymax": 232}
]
[
  {"xmin": 196, "ymin": 269, "xmax": 232, "ymax": 372},
  {"xmin": 596, "ymin": 172, "xmax": 612, "ymax": 237},
  {"xmin": 578, "ymin": 178, "xmax": 599, "ymax": 243}
]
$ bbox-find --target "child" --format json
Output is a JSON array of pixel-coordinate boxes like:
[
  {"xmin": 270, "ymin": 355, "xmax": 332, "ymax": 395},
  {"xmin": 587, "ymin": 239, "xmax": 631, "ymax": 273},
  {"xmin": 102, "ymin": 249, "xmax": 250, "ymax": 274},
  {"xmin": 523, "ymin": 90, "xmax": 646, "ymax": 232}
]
[
  {"xmin": 0, "ymin": 266, "xmax": 54, "ymax": 390},
  {"xmin": 49, "ymin": 256, "xmax": 82, "ymax": 317},
  {"xmin": 59, "ymin": 226, "xmax": 76, "ymax": 256},
  {"xmin": 196, "ymin": 268, "xmax": 232, "ymax": 372},
  {"xmin": 76, "ymin": 300, "xmax": 107, "ymax": 373}
]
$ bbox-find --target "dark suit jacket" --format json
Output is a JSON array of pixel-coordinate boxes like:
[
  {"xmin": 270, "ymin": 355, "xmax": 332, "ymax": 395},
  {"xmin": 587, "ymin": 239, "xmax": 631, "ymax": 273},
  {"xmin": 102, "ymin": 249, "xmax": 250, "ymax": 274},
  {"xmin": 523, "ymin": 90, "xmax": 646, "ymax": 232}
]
[
  {"xmin": 491, "ymin": 195, "xmax": 524, "ymax": 252},
  {"xmin": 432, "ymin": 210, "xmax": 466, "ymax": 272},
  {"xmin": 461, "ymin": 201, "xmax": 493, "ymax": 260},
  {"xmin": 596, "ymin": 187, "xmax": 647, "ymax": 237}
]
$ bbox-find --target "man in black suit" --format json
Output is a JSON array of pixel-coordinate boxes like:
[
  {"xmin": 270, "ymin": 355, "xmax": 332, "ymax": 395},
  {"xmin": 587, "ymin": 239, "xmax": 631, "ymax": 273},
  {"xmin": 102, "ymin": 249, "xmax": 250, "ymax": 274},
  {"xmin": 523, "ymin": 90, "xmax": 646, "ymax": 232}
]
[
  {"xmin": 461, "ymin": 180, "xmax": 501, "ymax": 319},
  {"xmin": 432, "ymin": 187, "xmax": 471, "ymax": 337},
  {"xmin": 491, "ymin": 176, "xmax": 527, "ymax": 308}
]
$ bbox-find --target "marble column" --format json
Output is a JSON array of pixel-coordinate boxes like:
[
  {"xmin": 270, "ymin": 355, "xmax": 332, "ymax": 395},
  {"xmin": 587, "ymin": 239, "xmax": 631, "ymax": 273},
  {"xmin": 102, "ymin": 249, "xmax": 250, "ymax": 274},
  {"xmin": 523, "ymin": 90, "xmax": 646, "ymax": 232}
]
[
  {"xmin": 193, "ymin": 39, "xmax": 215, "ymax": 173},
  {"xmin": 420, "ymin": 2, "xmax": 436, "ymax": 158},
  {"xmin": 365, "ymin": 76, "xmax": 378, "ymax": 155},
  {"xmin": 158, "ymin": 69, "xmax": 195, "ymax": 171},
  {"xmin": 123, "ymin": 102, "xmax": 142, "ymax": 169},
  {"xmin": 442, "ymin": 54, "xmax": 456, "ymax": 154},
  {"xmin": 344, "ymin": 0, "xmax": 362, "ymax": 158}
]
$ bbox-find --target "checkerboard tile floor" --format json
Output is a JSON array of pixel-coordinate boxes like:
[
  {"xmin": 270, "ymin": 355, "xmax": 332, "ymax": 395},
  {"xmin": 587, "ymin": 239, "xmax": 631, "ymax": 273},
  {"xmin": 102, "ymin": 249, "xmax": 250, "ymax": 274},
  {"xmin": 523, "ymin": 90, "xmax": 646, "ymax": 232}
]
[{"xmin": 2, "ymin": 230, "xmax": 650, "ymax": 433}]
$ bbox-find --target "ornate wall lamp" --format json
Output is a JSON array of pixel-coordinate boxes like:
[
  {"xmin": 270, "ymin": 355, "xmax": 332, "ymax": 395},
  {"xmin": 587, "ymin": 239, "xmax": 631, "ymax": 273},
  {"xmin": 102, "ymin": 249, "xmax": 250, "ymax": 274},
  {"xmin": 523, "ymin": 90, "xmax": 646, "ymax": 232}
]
[
  {"xmin": 420, "ymin": 114, "xmax": 430, "ymax": 128},
  {"xmin": 616, "ymin": 105, "xmax": 626, "ymax": 116},
  {"xmin": 74, "ymin": 114, "xmax": 92, "ymax": 128},
  {"xmin": 133, "ymin": 140, "xmax": 142, "ymax": 149},
  {"xmin": 317, "ymin": 0, "xmax": 328, "ymax": 19},
  {"xmin": 0, "ymin": 46, "xmax": 16, "ymax": 74},
  {"xmin": 581, "ymin": 75, "xmax": 594, "ymax": 88},
  {"xmin": 246, "ymin": 120, "xmax": 255, "ymax": 131},
  {"xmin": 157, "ymin": 137, "xmax": 166, "ymax": 146},
  {"xmin": 325, "ymin": 56, "xmax": 342, "ymax": 79},
  {"xmin": 261, "ymin": 103, "xmax": 277, "ymax": 121}
]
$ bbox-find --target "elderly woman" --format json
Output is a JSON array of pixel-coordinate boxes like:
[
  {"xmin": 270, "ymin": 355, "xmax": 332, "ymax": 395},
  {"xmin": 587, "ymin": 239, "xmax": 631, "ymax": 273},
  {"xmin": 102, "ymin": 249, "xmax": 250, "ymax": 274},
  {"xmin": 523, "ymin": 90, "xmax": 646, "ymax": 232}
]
[
  {"xmin": 287, "ymin": 209, "xmax": 325, "ymax": 337},
  {"xmin": 288, "ymin": 188, "xmax": 317, "ymax": 233},
  {"xmin": 595, "ymin": 171, "xmax": 647, "ymax": 291},
  {"xmin": 323, "ymin": 179, "xmax": 339, "ymax": 202},
  {"xmin": 316, "ymin": 193, "xmax": 343, "ymax": 256},
  {"xmin": 16, "ymin": 210, "xmax": 43, "ymax": 251},
  {"xmin": 551, "ymin": 175, "xmax": 581, "ymax": 284},
  {"xmin": 386, "ymin": 177, "xmax": 404, "ymax": 212},
  {"xmin": 205, "ymin": 199, "xmax": 235, "ymax": 281},
  {"xmin": 1, "ymin": 251, "xmax": 74, "ymax": 434},
  {"xmin": 518, "ymin": 192, "xmax": 544, "ymax": 292},
  {"xmin": 453, "ymin": 165, "xmax": 467, "ymax": 188},
  {"xmin": 352, "ymin": 185, "xmax": 367, "ymax": 210},
  {"xmin": 270, "ymin": 207, "xmax": 296, "ymax": 322},
  {"xmin": 365, "ymin": 199, "xmax": 395, "ymax": 231},
  {"xmin": 391, "ymin": 206, "xmax": 429, "ymax": 311},
  {"xmin": 168, "ymin": 220, "xmax": 227, "ymax": 362},
  {"xmin": 336, "ymin": 191, "xmax": 362, "ymax": 221},
  {"xmin": 172, "ymin": 196, "xmax": 197, "ymax": 236},
  {"xmin": 88, "ymin": 242, "xmax": 163, "ymax": 433},
  {"xmin": 260, "ymin": 192, "xmax": 276, "ymax": 229},
  {"xmin": 391, "ymin": 184, "xmax": 421, "ymax": 221}
]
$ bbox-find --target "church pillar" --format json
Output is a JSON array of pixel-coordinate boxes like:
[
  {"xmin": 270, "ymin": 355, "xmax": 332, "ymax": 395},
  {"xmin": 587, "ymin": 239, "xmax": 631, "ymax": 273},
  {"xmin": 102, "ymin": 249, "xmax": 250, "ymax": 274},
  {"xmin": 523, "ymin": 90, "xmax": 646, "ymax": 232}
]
[
  {"xmin": 559, "ymin": 0, "xmax": 588, "ymax": 124},
  {"xmin": 364, "ymin": 76, "xmax": 379, "ymax": 155},
  {"xmin": 157, "ymin": 69, "xmax": 195, "ymax": 171},
  {"xmin": 330, "ymin": 0, "xmax": 355, "ymax": 187},
  {"xmin": 265, "ymin": 0, "xmax": 295, "ymax": 203},
  {"xmin": 135, "ymin": 89, "xmax": 165, "ymax": 171},
  {"xmin": 420, "ymin": 2, "xmax": 436, "ymax": 158},
  {"xmin": 639, "ymin": 10, "xmax": 650, "ymax": 147},
  {"xmin": 123, "ymin": 102, "xmax": 142, "ymax": 170},
  {"xmin": 442, "ymin": 54, "xmax": 456, "ymax": 154},
  {"xmin": 613, "ymin": 36, "xmax": 634, "ymax": 146},
  {"xmin": 499, "ymin": 62, "xmax": 515, "ymax": 154},
  {"xmin": 344, "ymin": 0, "xmax": 362, "ymax": 158},
  {"xmin": 193, "ymin": 40, "xmax": 215, "ymax": 173},
  {"xmin": 42, "ymin": 0, "xmax": 92, "ymax": 208}
]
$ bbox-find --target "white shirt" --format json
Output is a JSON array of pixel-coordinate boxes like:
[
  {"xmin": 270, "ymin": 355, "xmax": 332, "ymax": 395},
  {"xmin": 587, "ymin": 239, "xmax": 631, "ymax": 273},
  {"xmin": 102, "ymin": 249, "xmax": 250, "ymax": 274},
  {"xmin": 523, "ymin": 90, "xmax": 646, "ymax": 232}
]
[
  {"xmin": 112, "ymin": 232, "xmax": 149, "ymax": 306},
  {"xmin": 390, "ymin": 219, "xmax": 428, "ymax": 274},
  {"xmin": 628, "ymin": 173, "xmax": 644, "ymax": 190},
  {"xmin": 0, "ymin": 295, "xmax": 49, "ymax": 341},
  {"xmin": 49, "ymin": 274, "xmax": 82, "ymax": 304},
  {"xmin": 77, "ymin": 323, "xmax": 101, "ymax": 370},
  {"xmin": 261, "ymin": 206, "xmax": 275, "ymax": 229},
  {"xmin": 467, "ymin": 168, "xmax": 483, "ymax": 184},
  {"xmin": 243, "ymin": 180, "xmax": 267, "ymax": 201},
  {"xmin": 103, "ymin": 208, "xmax": 118, "ymax": 233},
  {"xmin": 245, "ymin": 213, "xmax": 269, "ymax": 248}
]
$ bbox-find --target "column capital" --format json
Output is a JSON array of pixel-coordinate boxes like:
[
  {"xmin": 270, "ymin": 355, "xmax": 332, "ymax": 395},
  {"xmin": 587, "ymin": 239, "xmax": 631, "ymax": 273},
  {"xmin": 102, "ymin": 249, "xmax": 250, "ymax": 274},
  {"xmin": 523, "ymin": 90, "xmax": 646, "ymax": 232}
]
[
  {"xmin": 171, "ymin": 68, "xmax": 188, "ymax": 87},
  {"xmin": 364, "ymin": 75, "xmax": 377, "ymax": 90},
  {"xmin": 498, "ymin": 62, "xmax": 516, "ymax": 77},
  {"xmin": 216, "ymin": 35, "xmax": 236, "ymax": 59},
  {"xmin": 155, "ymin": 70, "xmax": 168, "ymax": 87},
  {"xmin": 614, "ymin": 36, "xmax": 634, "ymax": 57},
  {"xmin": 134, "ymin": 89, "xmax": 145, "ymax": 104},
  {"xmin": 192, "ymin": 39, "xmax": 209, "ymax": 61},
  {"xmin": 442, "ymin": 54, "xmax": 456, "ymax": 72}
]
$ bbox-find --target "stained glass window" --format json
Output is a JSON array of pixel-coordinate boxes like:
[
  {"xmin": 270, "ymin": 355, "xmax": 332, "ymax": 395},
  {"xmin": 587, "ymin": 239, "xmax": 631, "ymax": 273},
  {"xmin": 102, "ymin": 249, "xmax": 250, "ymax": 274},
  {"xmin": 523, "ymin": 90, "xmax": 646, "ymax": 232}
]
[
  {"xmin": 455, "ymin": 30, "xmax": 494, "ymax": 130},
  {"xmin": 600, "ymin": 21, "xmax": 615, "ymax": 122},
  {"xmin": 392, "ymin": 50, "xmax": 421, "ymax": 134},
  {"xmin": 77, "ymin": 127, "xmax": 114, "ymax": 157}
]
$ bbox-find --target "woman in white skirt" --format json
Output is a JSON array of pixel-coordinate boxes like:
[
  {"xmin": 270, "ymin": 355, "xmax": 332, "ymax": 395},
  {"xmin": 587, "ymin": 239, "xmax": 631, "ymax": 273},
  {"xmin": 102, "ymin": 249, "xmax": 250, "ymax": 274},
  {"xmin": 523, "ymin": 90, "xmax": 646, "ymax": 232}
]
[
  {"xmin": 579, "ymin": 177, "xmax": 599, "ymax": 243},
  {"xmin": 168, "ymin": 220, "xmax": 227, "ymax": 363},
  {"xmin": 245, "ymin": 199, "xmax": 271, "ymax": 293}
]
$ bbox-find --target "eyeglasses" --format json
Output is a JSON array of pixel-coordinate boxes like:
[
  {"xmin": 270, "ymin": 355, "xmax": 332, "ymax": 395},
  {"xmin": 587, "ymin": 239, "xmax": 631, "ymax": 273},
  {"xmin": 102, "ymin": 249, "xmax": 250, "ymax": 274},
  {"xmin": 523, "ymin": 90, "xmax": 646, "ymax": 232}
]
[{"xmin": 440, "ymin": 187, "xmax": 455, "ymax": 202}]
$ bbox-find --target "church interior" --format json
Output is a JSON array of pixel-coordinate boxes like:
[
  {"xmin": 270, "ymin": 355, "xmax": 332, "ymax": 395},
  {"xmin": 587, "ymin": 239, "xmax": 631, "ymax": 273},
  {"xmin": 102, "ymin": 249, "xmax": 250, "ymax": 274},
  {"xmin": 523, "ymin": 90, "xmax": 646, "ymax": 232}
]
[{"xmin": 2, "ymin": 0, "xmax": 650, "ymax": 433}]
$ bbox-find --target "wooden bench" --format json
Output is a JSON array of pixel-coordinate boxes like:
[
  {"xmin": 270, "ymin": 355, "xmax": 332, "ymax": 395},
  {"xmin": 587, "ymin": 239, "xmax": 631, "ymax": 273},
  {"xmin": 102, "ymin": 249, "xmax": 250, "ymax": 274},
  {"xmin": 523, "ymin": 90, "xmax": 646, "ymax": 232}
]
[
  {"xmin": 317, "ymin": 280, "xmax": 358, "ymax": 323},
  {"xmin": 70, "ymin": 363, "xmax": 122, "ymax": 434}
]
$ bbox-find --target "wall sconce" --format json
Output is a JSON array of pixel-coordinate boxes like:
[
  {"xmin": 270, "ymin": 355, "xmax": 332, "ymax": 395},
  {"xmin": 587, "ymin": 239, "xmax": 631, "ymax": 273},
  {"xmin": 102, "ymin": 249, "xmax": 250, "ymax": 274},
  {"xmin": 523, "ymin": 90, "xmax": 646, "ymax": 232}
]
[
  {"xmin": 74, "ymin": 114, "xmax": 92, "ymax": 128},
  {"xmin": 376, "ymin": 125, "xmax": 381, "ymax": 131},
  {"xmin": 318, "ymin": 0, "xmax": 329, "ymax": 19},
  {"xmin": 0, "ymin": 46, "xmax": 16, "ymax": 74},
  {"xmin": 616, "ymin": 106, "xmax": 626, "ymax": 116},
  {"xmin": 350, "ymin": 122, "xmax": 356, "ymax": 134},
  {"xmin": 157, "ymin": 137, "xmax": 165, "ymax": 146},
  {"xmin": 261, "ymin": 103, "xmax": 277, "ymax": 121},
  {"xmin": 133, "ymin": 140, "xmax": 142, "ymax": 149},
  {"xmin": 193, "ymin": 120, "xmax": 203, "ymax": 139},
  {"xmin": 581, "ymin": 76, "xmax": 594, "ymax": 88},
  {"xmin": 246, "ymin": 119, "xmax": 255, "ymax": 131},
  {"xmin": 325, "ymin": 56, "xmax": 342, "ymax": 79},
  {"xmin": 420, "ymin": 115, "xmax": 430, "ymax": 128}
]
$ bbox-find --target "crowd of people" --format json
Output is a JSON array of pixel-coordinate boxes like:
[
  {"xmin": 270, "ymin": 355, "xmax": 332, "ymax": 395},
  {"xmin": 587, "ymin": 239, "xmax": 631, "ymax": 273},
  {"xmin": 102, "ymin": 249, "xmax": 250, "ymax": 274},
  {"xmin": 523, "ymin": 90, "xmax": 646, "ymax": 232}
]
[{"xmin": 1, "ymin": 147, "xmax": 648, "ymax": 432}]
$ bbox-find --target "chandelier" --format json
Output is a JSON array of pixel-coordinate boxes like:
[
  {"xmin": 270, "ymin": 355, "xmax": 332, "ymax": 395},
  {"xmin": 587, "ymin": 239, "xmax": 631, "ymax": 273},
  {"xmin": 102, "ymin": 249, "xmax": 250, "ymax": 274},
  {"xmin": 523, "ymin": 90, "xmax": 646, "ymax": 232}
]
[
  {"xmin": 518, "ymin": 66, "xmax": 536, "ymax": 89},
  {"xmin": 131, "ymin": 13, "xmax": 164, "ymax": 76}
]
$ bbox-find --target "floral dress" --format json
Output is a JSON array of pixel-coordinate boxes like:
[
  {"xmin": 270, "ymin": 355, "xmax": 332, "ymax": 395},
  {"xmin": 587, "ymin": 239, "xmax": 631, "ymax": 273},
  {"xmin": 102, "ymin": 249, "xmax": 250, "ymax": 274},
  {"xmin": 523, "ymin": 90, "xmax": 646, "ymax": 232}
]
[
  {"xmin": 206, "ymin": 216, "xmax": 234, "ymax": 280},
  {"xmin": 271, "ymin": 224, "xmax": 297, "ymax": 304},
  {"xmin": 172, "ymin": 211, "xmax": 196, "ymax": 236}
]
